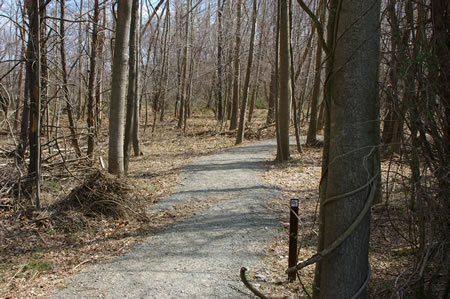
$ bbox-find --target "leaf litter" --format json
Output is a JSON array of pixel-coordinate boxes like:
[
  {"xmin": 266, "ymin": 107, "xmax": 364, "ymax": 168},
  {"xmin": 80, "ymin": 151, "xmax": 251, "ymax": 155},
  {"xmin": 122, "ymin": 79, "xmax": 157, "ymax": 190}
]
[{"xmin": 0, "ymin": 112, "xmax": 271, "ymax": 298}]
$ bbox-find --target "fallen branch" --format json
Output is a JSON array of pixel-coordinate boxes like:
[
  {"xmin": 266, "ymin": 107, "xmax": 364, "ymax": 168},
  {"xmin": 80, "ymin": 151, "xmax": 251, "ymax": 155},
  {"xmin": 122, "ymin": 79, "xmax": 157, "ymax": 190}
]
[{"xmin": 240, "ymin": 267, "xmax": 268, "ymax": 299}]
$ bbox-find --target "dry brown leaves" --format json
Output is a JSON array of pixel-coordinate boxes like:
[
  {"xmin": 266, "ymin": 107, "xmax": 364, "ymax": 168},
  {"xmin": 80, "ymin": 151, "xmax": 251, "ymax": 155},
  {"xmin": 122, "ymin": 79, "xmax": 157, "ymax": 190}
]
[
  {"xmin": 256, "ymin": 146, "xmax": 322, "ymax": 298},
  {"xmin": 0, "ymin": 111, "xmax": 271, "ymax": 298},
  {"xmin": 1, "ymin": 111, "xmax": 420, "ymax": 298},
  {"xmin": 256, "ymin": 145, "xmax": 424, "ymax": 298}
]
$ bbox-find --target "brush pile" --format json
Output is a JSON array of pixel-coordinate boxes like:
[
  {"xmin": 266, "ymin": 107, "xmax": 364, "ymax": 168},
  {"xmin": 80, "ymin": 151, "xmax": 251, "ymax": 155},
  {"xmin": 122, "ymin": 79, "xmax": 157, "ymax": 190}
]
[{"xmin": 50, "ymin": 170, "xmax": 147, "ymax": 231}]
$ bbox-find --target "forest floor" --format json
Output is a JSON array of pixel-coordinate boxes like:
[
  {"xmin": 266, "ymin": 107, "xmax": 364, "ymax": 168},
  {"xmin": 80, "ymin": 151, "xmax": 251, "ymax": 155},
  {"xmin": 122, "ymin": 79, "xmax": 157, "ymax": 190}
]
[{"xmin": 0, "ymin": 110, "xmax": 420, "ymax": 298}]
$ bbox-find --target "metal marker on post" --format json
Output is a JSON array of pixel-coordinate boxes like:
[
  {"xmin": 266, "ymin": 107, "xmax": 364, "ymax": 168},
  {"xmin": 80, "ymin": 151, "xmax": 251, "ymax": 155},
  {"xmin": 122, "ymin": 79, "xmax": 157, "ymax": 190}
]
[{"xmin": 288, "ymin": 199, "xmax": 299, "ymax": 282}]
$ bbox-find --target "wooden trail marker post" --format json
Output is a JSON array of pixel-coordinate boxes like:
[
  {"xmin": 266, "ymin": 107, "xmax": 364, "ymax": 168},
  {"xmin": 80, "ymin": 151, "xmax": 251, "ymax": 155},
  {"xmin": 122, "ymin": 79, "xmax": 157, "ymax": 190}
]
[{"xmin": 288, "ymin": 199, "xmax": 299, "ymax": 282}]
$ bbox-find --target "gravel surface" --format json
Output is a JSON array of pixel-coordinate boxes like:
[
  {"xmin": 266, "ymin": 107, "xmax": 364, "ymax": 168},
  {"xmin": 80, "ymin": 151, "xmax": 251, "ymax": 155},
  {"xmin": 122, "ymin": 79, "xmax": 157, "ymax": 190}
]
[{"xmin": 53, "ymin": 139, "xmax": 282, "ymax": 298}]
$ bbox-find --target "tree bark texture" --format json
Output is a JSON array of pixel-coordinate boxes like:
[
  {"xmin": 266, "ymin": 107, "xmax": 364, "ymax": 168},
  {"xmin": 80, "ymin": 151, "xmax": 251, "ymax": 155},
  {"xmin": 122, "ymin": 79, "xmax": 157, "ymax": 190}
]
[
  {"xmin": 316, "ymin": 0, "xmax": 381, "ymax": 298},
  {"xmin": 108, "ymin": 0, "xmax": 132, "ymax": 176},
  {"xmin": 124, "ymin": 0, "xmax": 139, "ymax": 174},
  {"xmin": 229, "ymin": 0, "xmax": 242, "ymax": 131},
  {"xmin": 86, "ymin": 0, "xmax": 100, "ymax": 158},
  {"xmin": 216, "ymin": 0, "xmax": 225, "ymax": 122},
  {"xmin": 26, "ymin": 0, "xmax": 41, "ymax": 208},
  {"xmin": 278, "ymin": 0, "xmax": 291, "ymax": 161},
  {"xmin": 177, "ymin": 0, "xmax": 190, "ymax": 129}
]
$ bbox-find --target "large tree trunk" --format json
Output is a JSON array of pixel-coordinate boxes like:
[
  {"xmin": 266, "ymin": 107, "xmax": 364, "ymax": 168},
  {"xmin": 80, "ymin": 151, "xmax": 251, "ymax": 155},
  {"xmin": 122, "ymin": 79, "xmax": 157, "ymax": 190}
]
[
  {"xmin": 108, "ymin": 0, "xmax": 132, "ymax": 176},
  {"xmin": 315, "ymin": 0, "xmax": 381, "ymax": 297},
  {"xmin": 278, "ymin": 0, "xmax": 291, "ymax": 161},
  {"xmin": 236, "ymin": 0, "xmax": 257, "ymax": 144},
  {"xmin": 229, "ymin": 0, "xmax": 242, "ymax": 131}
]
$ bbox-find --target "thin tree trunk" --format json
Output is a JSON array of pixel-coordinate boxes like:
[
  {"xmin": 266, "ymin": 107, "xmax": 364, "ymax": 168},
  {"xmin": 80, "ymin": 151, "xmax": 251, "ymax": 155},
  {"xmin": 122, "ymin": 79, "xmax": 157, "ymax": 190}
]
[
  {"xmin": 39, "ymin": 0, "xmax": 48, "ymax": 141},
  {"xmin": 306, "ymin": 39, "xmax": 323, "ymax": 144},
  {"xmin": 306, "ymin": 0, "xmax": 325, "ymax": 145},
  {"xmin": 275, "ymin": 0, "xmax": 283, "ymax": 161},
  {"xmin": 183, "ymin": 0, "xmax": 194, "ymax": 132},
  {"xmin": 60, "ymin": 0, "xmax": 82, "ymax": 157},
  {"xmin": 124, "ymin": 0, "xmax": 139, "ymax": 174},
  {"xmin": 216, "ymin": 0, "xmax": 225, "ymax": 122},
  {"xmin": 86, "ymin": 0, "xmax": 100, "ymax": 158},
  {"xmin": 159, "ymin": 0, "xmax": 171, "ymax": 122},
  {"xmin": 131, "ymin": 5, "xmax": 142, "ymax": 157},
  {"xmin": 225, "ymin": 46, "xmax": 233, "ymax": 122},
  {"xmin": 18, "ymin": 1, "xmax": 30, "ymax": 163},
  {"xmin": 95, "ymin": 3, "xmax": 106, "ymax": 131},
  {"xmin": 266, "ymin": 67, "xmax": 276, "ymax": 124},
  {"xmin": 27, "ymin": 0, "xmax": 41, "ymax": 208},
  {"xmin": 77, "ymin": 0, "xmax": 84, "ymax": 120},
  {"xmin": 297, "ymin": 31, "xmax": 314, "ymax": 127},
  {"xmin": 278, "ymin": 0, "xmax": 291, "ymax": 161},
  {"xmin": 229, "ymin": 0, "xmax": 242, "ymax": 131},
  {"xmin": 289, "ymin": 0, "xmax": 302, "ymax": 154},
  {"xmin": 236, "ymin": 0, "xmax": 257, "ymax": 144},
  {"xmin": 15, "ymin": 9, "xmax": 27, "ymax": 131},
  {"xmin": 177, "ymin": 0, "xmax": 190, "ymax": 129},
  {"xmin": 248, "ymin": 0, "xmax": 267, "ymax": 124}
]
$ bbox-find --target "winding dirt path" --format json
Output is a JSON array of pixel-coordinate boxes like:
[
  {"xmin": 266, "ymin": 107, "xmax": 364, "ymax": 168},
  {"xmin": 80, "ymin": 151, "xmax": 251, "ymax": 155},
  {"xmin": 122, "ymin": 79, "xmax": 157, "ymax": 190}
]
[{"xmin": 54, "ymin": 140, "xmax": 282, "ymax": 298}]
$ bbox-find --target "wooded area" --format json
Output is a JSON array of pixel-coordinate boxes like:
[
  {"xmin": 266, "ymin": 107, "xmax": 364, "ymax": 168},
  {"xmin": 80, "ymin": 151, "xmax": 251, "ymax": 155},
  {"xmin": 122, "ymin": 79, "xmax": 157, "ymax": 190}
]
[{"xmin": 0, "ymin": 0, "xmax": 448, "ymax": 297}]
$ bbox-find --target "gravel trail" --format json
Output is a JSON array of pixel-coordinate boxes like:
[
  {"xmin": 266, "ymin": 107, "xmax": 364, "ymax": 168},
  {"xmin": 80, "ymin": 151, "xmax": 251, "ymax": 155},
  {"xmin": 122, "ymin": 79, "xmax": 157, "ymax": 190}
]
[{"xmin": 54, "ymin": 139, "xmax": 282, "ymax": 298}]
